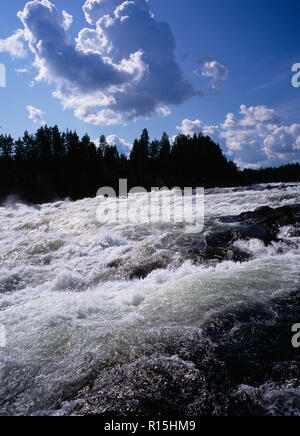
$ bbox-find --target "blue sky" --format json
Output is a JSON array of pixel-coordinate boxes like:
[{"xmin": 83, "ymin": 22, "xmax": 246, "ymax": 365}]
[{"xmin": 0, "ymin": 0, "xmax": 300, "ymax": 168}]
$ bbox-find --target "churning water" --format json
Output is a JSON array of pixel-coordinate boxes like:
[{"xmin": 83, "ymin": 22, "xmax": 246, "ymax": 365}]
[{"xmin": 0, "ymin": 183, "xmax": 300, "ymax": 416}]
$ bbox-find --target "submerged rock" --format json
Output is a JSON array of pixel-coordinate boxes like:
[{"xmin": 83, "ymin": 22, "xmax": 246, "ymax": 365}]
[
  {"xmin": 126, "ymin": 262, "xmax": 164, "ymax": 280},
  {"xmin": 185, "ymin": 229, "xmax": 251, "ymax": 265},
  {"xmin": 105, "ymin": 204, "xmax": 300, "ymax": 275},
  {"xmin": 186, "ymin": 243, "xmax": 250, "ymax": 264},
  {"xmin": 72, "ymin": 290, "xmax": 300, "ymax": 417},
  {"xmin": 106, "ymin": 253, "xmax": 171, "ymax": 281},
  {"xmin": 222, "ymin": 204, "xmax": 300, "ymax": 245},
  {"xmin": 237, "ymin": 205, "xmax": 300, "ymax": 227}
]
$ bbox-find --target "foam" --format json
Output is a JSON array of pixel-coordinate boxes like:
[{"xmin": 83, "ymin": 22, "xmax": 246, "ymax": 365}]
[{"xmin": 0, "ymin": 182, "xmax": 299, "ymax": 415}]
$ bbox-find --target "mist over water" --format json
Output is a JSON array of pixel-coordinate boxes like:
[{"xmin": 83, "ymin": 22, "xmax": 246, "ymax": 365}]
[{"xmin": 0, "ymin": 183, "xmax": 300, "ymax": 416}]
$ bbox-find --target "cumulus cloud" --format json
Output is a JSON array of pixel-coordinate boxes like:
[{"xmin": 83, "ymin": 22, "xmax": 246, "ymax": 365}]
[
  {"xmin": 8, "ymin": 0, "xmax": 196, "ymax": 126},
  {"xmin": 264, "ymin": 124, "xmax": 300, "ymax": 157},
  {"xmin": 199, "ymin": 57, "xmax": 229, "ymax": 94},
  {"xmin": 106, "ymin": 134, "xmax": 132, "ymax": 155},
  {"xmin": 83, "ymin": 0, "xmax": 127, "ymax": 25},
  {"xmin": 218, "ymin": 105, "xmax": 299, "ymax": 166},
  {"xmin": 0, "ymin": 29, "xmax": 27, "ymax": 58},
  {"xmin": 93, "ymin": 134, "xmax": 132, "ymax": 155},
  {"xmin": 27, "ymin": 105, "xmax": 46, "ymax": 125},
  {"xmin": 176, "ymin": 105, "xmax": 300, "ymax": 168},
  {"xmin": 176, "ymin": 119, "xmax": 217, "ymax": 137}
]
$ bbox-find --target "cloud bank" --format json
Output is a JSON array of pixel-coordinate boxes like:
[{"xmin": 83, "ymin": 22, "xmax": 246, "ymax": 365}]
[{"xmin": 176, "ymin": 105, "xmax": 300, "ymax": 168}]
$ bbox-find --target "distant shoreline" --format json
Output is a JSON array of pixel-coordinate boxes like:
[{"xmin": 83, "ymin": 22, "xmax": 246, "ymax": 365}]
[{"xmin": 1, "ymin": 125, "xmax": 299, "ymax": 205}]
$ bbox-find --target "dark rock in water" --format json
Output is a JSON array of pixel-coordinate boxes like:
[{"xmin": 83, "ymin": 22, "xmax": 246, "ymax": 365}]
[
  {"xmin": 107, "ymin": 204, "xmax": 300, "ymax": 274},
  {"xmin": 205, "ymin": 230, "xmax": 236, "ymax": 248},
  {"xmin": 107, "ymin": 259, "xmax": 123, "ymax": 269},
  {"xmin": 61, "ymin": 204, "xmax": 300, "ymax": 415},
  {"xmin": 184, "ymin": 204, "xmax": 300, "ymax": 265},
  {"xmin": 127, "ymin": 264, "xmax": 157, "ymax": 280},
  {"xmin": 126, "ymin": 258, "xmax": 169, "ymax": 280},
  {"xmin": 186, "ymin": 229, "xmax": 250, "ymax": 265},
  {"xmin": 72, "ymin": 290, "xmax": 300, "ymax": 417},
  {"xmin": 74, "ymin": 355, "xmax": 204, "ymax": 416},
  {"xmin": 222, "ymin": 204, "xmax": 300, "ymax": 246},
  {"xmin": 288, "ymin": 224, "xmax": 300, "ymax": 238},
  {"xmin": 186, "ymin": 245, "xmax": 250, "ymax": 264},
  {"xmin": 237, "ymin": 205, "xmax": 299, "ymax": 227},
  {"xmin": 107, "ymin": 254, "xmax": 171, "ymax": 281}
]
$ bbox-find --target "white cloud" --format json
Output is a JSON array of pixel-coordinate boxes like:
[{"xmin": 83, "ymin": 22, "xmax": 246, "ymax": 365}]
[
  {"xmin": 264, "ymin": 124, "xmax": 300, "ymax": 158},
  {"xmin": 93, "ymin": 134, "xmax": 132, "ymax": 155},
  {"xmin": 9, "ymin": 0, "xmax": 194, "ymax": 126},
  {"xmin": 0, "ymin": 29, "xmax": 27, "ymax": 58},
  {"xmin": 83, "ymin": 0, "xmax": 125, "ymax": 25},
  {"xmin": 199, "ymin": 57, "xmax": 229, "ymax": 94},
  {"xmin": 62, "ymin": 10, "xmax": 73, "ymax": 30},
  {"xmin": 176, "ymin": 105, "xmax": 300, "ymax": 168},
  {"xmin": 27, "ymin": 105, "xmax": 46, "ymax": 125},
  {"xmin": 218, "ymin": 105, "xmax": 300, "ymax": 165},
  {"xmin": 106, "ymin": 134, "xmax": 132, "ymax": 155},
  {"xmin": 176, "ymin": 119, "xmax": 217, "ymax": 137},
  {"xmin": 15, "ymin": 67, "xmax": 29, "ymax": 74},
  {"xmin": 238, "ymin": 104, "xmax": 279, "ymax": 128}
]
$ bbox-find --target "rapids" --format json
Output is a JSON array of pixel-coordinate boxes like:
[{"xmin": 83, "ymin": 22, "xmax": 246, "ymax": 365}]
[{"xmin": 0, "ymin": 182, "xmax": 299, "ymax": 416}]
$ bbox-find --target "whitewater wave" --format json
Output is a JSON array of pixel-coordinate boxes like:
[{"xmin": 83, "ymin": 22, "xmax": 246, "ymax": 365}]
[{"xmin": 0, "ymin": 182, "xmax": 299, "ymax": 416}]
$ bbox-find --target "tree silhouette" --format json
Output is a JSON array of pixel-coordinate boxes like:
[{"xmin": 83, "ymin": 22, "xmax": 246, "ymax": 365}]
[{"xmin": 0, "ymin": 124, "xmax": 298, "ymax": 204}]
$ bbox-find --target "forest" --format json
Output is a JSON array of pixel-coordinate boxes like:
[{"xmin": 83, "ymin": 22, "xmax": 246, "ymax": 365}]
[{"xmin": 0, "ymin": 125, "xmax": 299, "ymax": 204}]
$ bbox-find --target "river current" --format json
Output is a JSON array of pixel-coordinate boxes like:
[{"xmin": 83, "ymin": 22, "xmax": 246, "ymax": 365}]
[{"xmin": 0, "ymin": 183, "xmax": 299, "ymax": 416}]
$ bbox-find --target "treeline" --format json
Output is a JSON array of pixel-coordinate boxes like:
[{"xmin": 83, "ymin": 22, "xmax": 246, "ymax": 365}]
[
  {"xmin": 242, "ymin": 164, "xmax": 300, "ymax": 185},
  {"xmin": 0, "ymin": 125, "xmax": 299, "ymax": 204}
]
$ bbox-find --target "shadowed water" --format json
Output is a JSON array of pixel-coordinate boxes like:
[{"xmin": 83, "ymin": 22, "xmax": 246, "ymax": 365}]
[{"xmin": 0, "ymin": 183, "xmax": 299, "ymax": 416}]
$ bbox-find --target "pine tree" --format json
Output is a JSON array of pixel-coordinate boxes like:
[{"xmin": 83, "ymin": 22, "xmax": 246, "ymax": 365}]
[
  {"xmin": 130, "ymin": 129, "xmax": 150, "ymax": 182},
  {"xmin": 158, "ymin": 132, "xmax": 171, "ymax": 177},
  {"xmin": 14, "ymin": 138, "xmax": 25, "ymax": 161},
  {"xmin": 36, "ymin": 125, "xmax": 52, "ymax": 160},
  {"xmin": 0, "ymin": 135, "xmax": 13, "ymax": 160},
  {"xmin": 52, "ymin": 125, "xmax": 65, "ymax": 160}
]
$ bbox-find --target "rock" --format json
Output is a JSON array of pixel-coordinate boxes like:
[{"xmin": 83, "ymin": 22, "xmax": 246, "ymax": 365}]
[
  {"xmin": 186, "ymin": 240, "xmax": 250, "ymax": 265},
  {"xmin": 222, "ymin": 204, "xmax": 300, "ymax": 246},
  {"xmin": 107, "ymin": 205, "xmax": 300, "ymax": 272},
  {"xmin": 74, "ymin": 354, "xmax": 204, "ymax": 416},
  {"xmin": 205, "ymin": 230, "xmax": 236, "ymax": 248},
  {"xmin": 288, "ymin": 224, "xmax": 300, "ymax": 238},
  {"xmin": 107, "ymin": 259, "xmax": 123, "ymax": 269},
  {"xmin": 106, "ymin": 252, "xmax": 171, "ymax": 281},
  {"xmin": 72, "ymin": 290, "xmax": 300, "ymax": 417},
  {"xmin": 125, "ymin": 258, "xmax": 169, "ymax": 280},
  {"xmin": 237, "ymin": 205, "xmax": 300, "ymax": 227},
  {"xmin": 185, "ymin": 229, "xmax": 251, "ymax": 265},
  {"xmin": 127, "ymin": 265, "xmax": 153, "ymax": 280}
]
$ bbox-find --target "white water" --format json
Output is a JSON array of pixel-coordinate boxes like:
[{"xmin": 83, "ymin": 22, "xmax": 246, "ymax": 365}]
[{"xmin": 0, "ymin": 183, "xmax": 300, "ymax": 415}]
